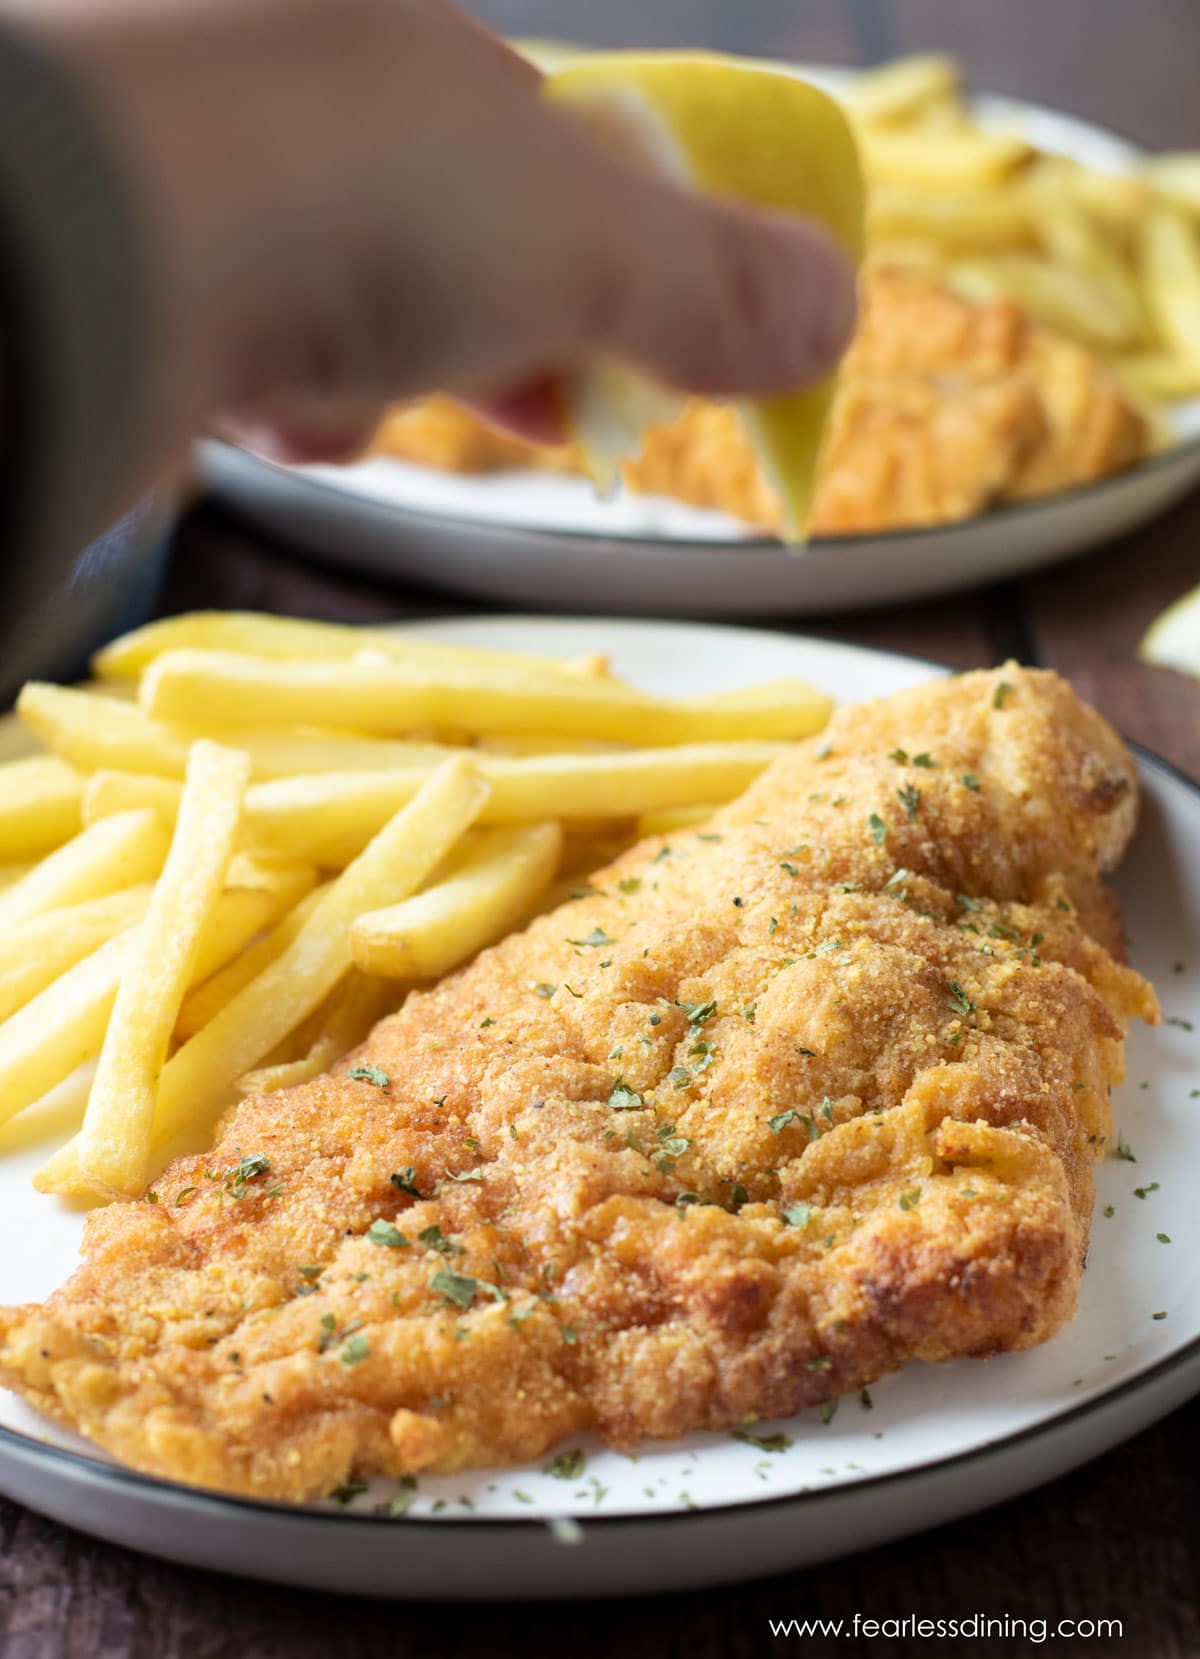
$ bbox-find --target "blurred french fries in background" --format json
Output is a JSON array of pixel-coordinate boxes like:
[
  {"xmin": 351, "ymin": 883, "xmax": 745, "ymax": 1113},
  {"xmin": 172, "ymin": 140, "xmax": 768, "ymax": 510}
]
[
  {"xmin": 839, "ymin": 52, "xmax": 959, "ymax": 128},
  {"xmin": 828, "ymin": 52, "xmax": 1200, "ymax": 410},
  {"xmin": 0, "ymin": 611, "xmax": 831, "ymax": 1198},
  {"xmin": 1143, "ymin": 155, "xmax": 1200, "ymax": 218},
  {"xmin": 1140, "ymin": 207, "xmax": 1200, "ymax": 371}
]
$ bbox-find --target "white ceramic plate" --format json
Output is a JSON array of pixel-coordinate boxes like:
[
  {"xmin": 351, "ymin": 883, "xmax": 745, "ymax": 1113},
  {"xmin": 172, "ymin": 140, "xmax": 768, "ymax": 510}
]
[
  {"xmin": 198, "ymin": 72, "xmax": 1200, "ymax": 618},
  {"xmin": 1, "ymin": 617, "xmax": 1198, "ymax": 1600}
]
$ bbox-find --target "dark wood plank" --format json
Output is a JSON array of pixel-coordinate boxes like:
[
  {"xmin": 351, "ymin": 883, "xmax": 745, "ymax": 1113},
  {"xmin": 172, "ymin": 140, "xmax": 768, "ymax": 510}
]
[
  {"xmin": 1023, "ymin": 494, "xmax": 1200, "ymax": 780},
  {"xmin": 160, "ymin": 503, "xmax": 1001, "ymax": 670},
  {"xmin": 0, "ymin": 1396, "xmax": 1197, "ymax": 1657}
]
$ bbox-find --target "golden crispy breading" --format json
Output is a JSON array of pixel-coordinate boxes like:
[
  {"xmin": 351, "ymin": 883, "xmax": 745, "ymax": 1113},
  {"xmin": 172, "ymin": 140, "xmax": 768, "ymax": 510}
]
[
  {"xmin": 368, "ymin": 398, "xmax": 576, "ymax": 475},
  {"xmin": 370, "ymin": 269, "xmax": 1150, "ymax": 535},
  {"xmin": 0, "ymin": 668, "xmax": 1157, "ymax": 1501}
]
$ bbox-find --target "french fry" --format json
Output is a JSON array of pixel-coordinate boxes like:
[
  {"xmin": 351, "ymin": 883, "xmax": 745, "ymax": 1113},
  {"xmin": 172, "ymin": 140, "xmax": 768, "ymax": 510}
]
[
  {"xmin": 0, "ymin": 1062, "xmax": 96, "ymax": 1160},
  {"xmin": 35, "ymin": 756, "xmax": 491, "ymax": 1193},
  {"xmin": 0, "ymin": 708, "xmax": 32, "ymax": 766},
  {"xmin": 472, "ymin": 734, "xmax": 627, "ymax": 756},
  {"xmin": 140, "ymin": 650, "xmax": 832, "ymax": 745},
  {"xmin": 0, "ymin": 756, "xmax": 82, "ymax": 861},
  {"xmin": 224, "ymin": 853, "xmax": 318, "ymax": 905},
  {"xmin": 1144, "ymin": 153, "xmax": 1200, "ymax": 218},
  {"xmin": 92, "ymin": 610, "xmax": 614, "ymax": 684},
  {"xmin": 0, "ymin": 882, "xmax": 283, "ymax": 1137},
  {"xmin": 236, "ymin": 973, "xmax": 397, "ymax": 1095},
  {"xmin": 242, "ymin": 744, "xmax": 785, "ymax": 863},
  {"xmin": 19, "ymin": 681, "xmax": 455, "ymax": 779},
  {"xmin": 74, "ymin": 742, "xmax": 251, "ymax": 1196},
  {"xmin": 947, "ymin": 254, "xmax": 1140, "ymax": 349},
  {"xmin": 569, "ymin": 652, "xmax": 613, "ymax": 680},
  {"xmin": 0, "ymin": 809, "xmax": 169, "ymax": 929},
  {"xmin": 0, "ymin": 885, "xmax": 152, "ymax": 1023},
  {"xmin": 842, "ymin": 53, "xmax": 960, "ymax": 128},
  {"xmin": 175, "ymin": 884, "xmax": 328, "ymax": 1038},
  {"xmin": 351, "ymin": 822, "xmax": 562, "ymax": 979},
  {"xmin": 867, "ymin": 183, "xmax": 1036, "ymax": 250},
  {"xmin": 83, "ymin": 770, "xmax": 183, "ymax": 827},
  {"xmin": 1065, "ymin": 165, "xmax": 1152, "ymax": 240},
  {"xmin": 1035, "ymin": 193, "xmax": 1146, "ymax": 341},
  {"xmin": 861, "ymin": 126, "xmax": 1033, "ymax": 189},
  {"xmin": 1115, "ymin": 351, "xmax": 1200, "ymax": 403},
  {"xmin": 1141, "ymin": 206, "xmax": 1200, "ymax": 368},
  {"xmin": 20, "ymin": 683, "xmax": 192, "ymax": 774},
  {"xmin": 0, "ymin": 932, "xmax": 137, "ymax": 1131}
]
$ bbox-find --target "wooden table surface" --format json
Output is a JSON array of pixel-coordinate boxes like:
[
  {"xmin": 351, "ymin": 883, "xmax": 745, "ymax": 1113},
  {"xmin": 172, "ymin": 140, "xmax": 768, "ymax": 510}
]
[{"xmin": 6, "ymin": 2, "xmax": 1200, "ymax": 1654}]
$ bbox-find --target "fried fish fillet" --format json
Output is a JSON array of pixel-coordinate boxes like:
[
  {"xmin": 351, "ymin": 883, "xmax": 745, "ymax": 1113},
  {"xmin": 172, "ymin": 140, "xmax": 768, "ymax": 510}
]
[
  {"xmin": 371, "ymin": 269, "xmax": 1149, "ymax": 534},
  {"xmin": 0, "ymin": 668, "xmax": 1158, "ymax": 1501}
]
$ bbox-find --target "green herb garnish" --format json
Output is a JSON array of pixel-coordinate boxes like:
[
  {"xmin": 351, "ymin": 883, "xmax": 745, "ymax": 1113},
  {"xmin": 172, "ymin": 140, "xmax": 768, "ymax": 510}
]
[
  {"xmin": 367, "ymin": 1220, "xmax": 410, "ymax": 1249},
  {"xmin": 947, "ymin": 980, "xmax": 976, "ymax": 1018},
  {"xmin": 733, "ymin": 1430, "xmax": 793, "ymax": 1452},
  {"xmin": 569, "ymin": 927, "xmax": 614, "ymax": 948},
  {"xmin": 897, "ymin": 783, "xmax": 921, "ymax": 822},
  {"xmin": 349, "ymin": 1064, "xmax": 389, "ymax": 1089},
  {"xmin": 546, "ymin": 1448, "xmax": 586, "ymax": 1480},
  {"xmin": 341, "ymin": 1333, "xmax": 371, "ymax": 1366},
  {"xmin": 430, "ymin": 1268, "xmax": 478, "ymax": 1309}
]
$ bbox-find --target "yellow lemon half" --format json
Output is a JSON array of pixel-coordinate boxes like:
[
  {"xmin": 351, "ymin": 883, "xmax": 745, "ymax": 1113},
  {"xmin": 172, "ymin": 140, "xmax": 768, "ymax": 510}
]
[{"xmin": 541, "ymin": 51, "xmax": 865, "ymax": 542}]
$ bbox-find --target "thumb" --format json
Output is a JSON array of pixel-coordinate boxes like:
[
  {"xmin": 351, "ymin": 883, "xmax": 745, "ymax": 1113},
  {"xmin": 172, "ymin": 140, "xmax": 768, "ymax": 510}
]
[{"xmin": 554, "ymin": 148, "xmax": 859, "ymax": 399}]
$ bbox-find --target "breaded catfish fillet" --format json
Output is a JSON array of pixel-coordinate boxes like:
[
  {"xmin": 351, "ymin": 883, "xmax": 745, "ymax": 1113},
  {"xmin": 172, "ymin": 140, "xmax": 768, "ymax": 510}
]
[{"xmin": 0, "ymin": 669, "xmax": 1157, "ymax": 1501}]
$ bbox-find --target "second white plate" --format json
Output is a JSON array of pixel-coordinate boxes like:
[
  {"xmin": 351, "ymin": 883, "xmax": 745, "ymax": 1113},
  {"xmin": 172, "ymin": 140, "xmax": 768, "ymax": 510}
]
[{"xmin": 199, "ymin": 73, "xmax": 1200, "ymax": 617}]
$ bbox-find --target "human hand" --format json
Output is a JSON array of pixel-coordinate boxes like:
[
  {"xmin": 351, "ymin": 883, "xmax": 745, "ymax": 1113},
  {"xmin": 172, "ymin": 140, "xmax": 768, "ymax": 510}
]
[{"xmin": 40, "ymin": 0, "xmax": 857, "ymax": 472}]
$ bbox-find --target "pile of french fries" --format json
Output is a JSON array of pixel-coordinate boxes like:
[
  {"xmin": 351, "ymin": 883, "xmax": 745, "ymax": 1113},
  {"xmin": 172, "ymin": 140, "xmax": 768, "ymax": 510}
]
[
  {"xmin": 841, "ymin": 54, "xmax": 1200, "ymax": 412},
  {"xmin": 0, "ymin": 612, "xmax": 832, "ymax": 1204}
]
